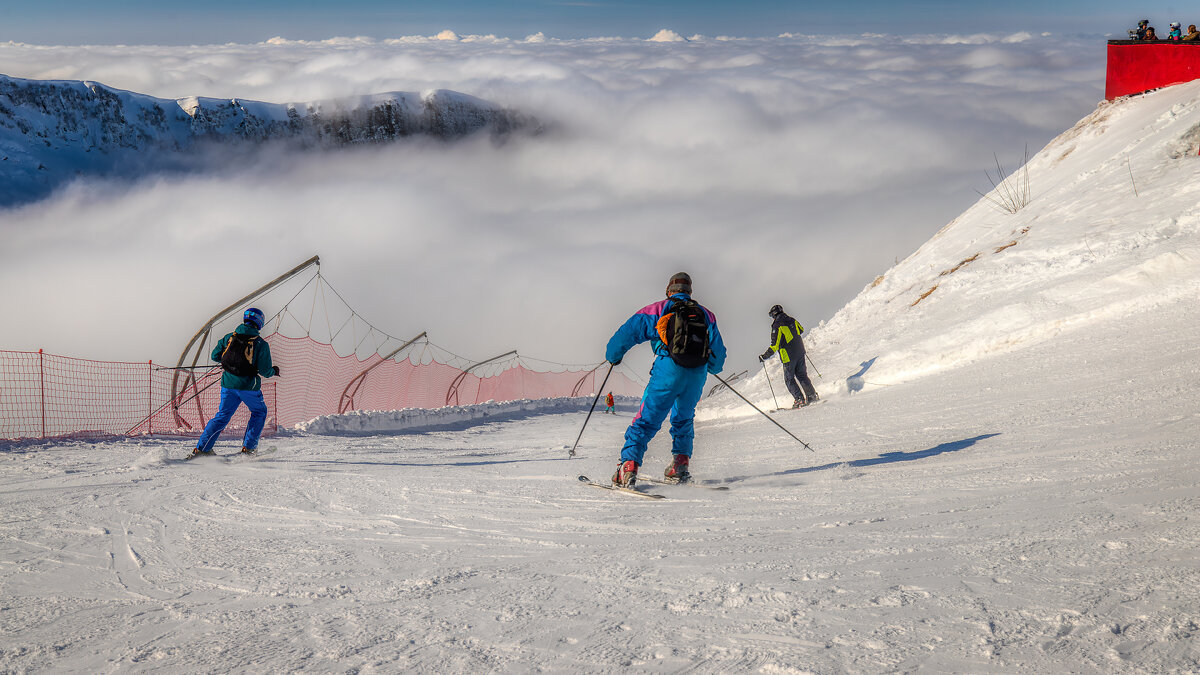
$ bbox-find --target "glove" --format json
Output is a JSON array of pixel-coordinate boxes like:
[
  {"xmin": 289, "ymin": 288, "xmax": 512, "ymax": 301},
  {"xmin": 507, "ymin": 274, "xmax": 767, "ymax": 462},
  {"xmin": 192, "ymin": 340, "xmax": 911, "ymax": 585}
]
[
  {"xmin": 609, "ymin": 358, "xmax": 621, "ymax": 366},
  {"xmin": 272, "ymin": 365, "xmax": 280, "ymax": 376}
]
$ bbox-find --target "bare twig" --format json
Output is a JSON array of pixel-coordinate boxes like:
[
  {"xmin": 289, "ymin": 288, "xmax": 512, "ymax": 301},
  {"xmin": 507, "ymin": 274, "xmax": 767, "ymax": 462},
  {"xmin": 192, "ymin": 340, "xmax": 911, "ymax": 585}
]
[
  {"xmin": 975, "ymin": 146, "xmax": 1031, "ymax": 214},
  {"xmin": 1126, "ymin": 157, "xmax": 1139, "ymax": 197}
]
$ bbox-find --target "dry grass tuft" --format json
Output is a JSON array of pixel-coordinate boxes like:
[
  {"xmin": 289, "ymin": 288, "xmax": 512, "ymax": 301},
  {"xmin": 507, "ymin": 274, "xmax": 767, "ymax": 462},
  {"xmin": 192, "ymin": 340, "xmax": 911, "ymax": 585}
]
[
  {"xmin": 911, "ymin": 284, "xmax": 939, "ymax": 307},
  {"xmin": 939, "ymin": 253, "xmax": 980, "ymax": 277}
]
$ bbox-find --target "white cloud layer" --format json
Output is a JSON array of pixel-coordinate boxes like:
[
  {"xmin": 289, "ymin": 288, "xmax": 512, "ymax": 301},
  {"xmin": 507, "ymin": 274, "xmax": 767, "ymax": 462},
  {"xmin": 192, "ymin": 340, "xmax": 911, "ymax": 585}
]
[{"xmin": 0, "ymin": 33, "xmax": 1104, "ymax": 374}]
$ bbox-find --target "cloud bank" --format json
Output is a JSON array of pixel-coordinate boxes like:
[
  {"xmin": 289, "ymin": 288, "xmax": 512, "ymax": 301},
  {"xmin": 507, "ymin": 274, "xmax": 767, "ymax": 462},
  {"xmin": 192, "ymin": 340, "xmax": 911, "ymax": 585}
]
[{"xmin": 0, "ymin": 33, "xmax": 1104, "ymax": 375}]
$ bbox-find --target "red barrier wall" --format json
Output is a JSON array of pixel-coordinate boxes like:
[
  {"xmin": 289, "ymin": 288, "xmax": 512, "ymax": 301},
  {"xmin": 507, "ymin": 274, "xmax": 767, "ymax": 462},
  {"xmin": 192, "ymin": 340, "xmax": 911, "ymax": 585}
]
[{"xmin": 1106, "ymin": 41, "xmax": 1200, "ymax": 100}]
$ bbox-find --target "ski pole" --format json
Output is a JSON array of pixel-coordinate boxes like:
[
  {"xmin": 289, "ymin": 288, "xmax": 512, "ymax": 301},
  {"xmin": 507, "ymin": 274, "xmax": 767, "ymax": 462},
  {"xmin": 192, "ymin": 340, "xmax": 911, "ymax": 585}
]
[
  {"xmin": 569, "ymin": 362, "xmax": 614, "ymax": 458},
  {"xmin": 761, "ymin": 359, "xmax": 781, "ymax": 410},
  {"xmin": 806, "ymin": 353, "xmax": 822, "ymax": 378},
  {"xmin": 711, "ymin": 372, "xmax": 813, "ymax": 452}
]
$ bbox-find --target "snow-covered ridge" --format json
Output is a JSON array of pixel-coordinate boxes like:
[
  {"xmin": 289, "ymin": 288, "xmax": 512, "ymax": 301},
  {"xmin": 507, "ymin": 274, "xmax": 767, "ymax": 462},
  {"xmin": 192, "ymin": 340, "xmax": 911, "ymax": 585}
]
[
  {"xmin": 702, "ymin": 80, "xmax": 1200, "ymax": 419},
  {"xmin": 0, "ymin": 74, "xmax": 535, "ymax": 206}
]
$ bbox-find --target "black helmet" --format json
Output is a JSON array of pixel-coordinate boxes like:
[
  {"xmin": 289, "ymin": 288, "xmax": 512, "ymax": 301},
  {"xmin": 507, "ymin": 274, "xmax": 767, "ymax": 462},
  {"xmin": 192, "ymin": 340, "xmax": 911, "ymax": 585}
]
[{"xmin": 768, "ymin": 304, "xmax": 783, "ymax": 318}]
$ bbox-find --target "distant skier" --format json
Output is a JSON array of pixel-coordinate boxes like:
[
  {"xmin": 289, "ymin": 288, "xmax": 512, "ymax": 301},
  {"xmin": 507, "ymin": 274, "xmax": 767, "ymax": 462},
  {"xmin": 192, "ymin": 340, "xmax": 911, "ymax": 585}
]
[
  {"xmin": 605, "ymin": 392, "xmax": 615, "ymax": 414},
  {"xmin": 759, "ymin": 304, "xmax": 819, "ymax": 408},
  {"xmin": 605, "ymin": 272, "xmax": 727, "ymax": 487},
  {"xmin": 192, "ymin": 307, "xmax": 280, "ymax": 457}
]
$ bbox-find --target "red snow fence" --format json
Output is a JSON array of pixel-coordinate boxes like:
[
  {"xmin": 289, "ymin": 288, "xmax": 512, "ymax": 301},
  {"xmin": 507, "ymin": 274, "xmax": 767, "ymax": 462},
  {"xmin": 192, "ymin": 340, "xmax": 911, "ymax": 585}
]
[
  {"xmin": 1106, "ymin": 41, "xmax": 1200, "ymax": 100},
  {"xmin": 0, "ymin": 338, "xmax": 640, "ymax": 441}
]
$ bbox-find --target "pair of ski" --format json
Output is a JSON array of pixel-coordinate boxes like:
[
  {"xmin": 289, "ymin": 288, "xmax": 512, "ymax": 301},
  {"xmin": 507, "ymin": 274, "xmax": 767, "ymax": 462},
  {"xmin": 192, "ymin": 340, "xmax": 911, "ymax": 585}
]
[
  {"xmin": 577, "ymin": 474, "xmax": 730, "ymax": 500},
  {"xmin": 182, "ymin": 446, "xmax": 277, "ymax": 462},
  {"xmin": 769, "ymin": 401, "xmax": 821, "ymax": 413}
]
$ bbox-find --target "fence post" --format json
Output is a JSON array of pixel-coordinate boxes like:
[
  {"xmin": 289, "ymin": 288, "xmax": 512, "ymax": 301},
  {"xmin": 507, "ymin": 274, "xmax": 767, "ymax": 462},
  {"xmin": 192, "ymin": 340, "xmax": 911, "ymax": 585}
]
[
  {"xmin": 148, "ymin": 360, "xmax": 153, "ymax": 435},
  {"xmin": 38, "ymin": 349, "xmax": 45, "ymax": 439}
]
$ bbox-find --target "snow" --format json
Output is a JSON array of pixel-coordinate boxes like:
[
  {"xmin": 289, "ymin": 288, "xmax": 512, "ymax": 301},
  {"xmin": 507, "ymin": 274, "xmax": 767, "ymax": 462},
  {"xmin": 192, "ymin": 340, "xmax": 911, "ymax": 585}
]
[{"xmin": 3, "ymin": 82, "xmax": 1200, "ymax": 671}]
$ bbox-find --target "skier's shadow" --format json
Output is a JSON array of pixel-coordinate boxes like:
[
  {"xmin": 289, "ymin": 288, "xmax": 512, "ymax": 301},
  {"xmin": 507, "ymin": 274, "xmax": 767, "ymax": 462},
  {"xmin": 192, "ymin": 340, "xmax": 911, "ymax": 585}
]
[
  {"xmin": 846, "ymin": 357, "xmax": 877, "ymax": 393},
  {"xmin": 718, "ymin": 433, "xmax": 1000, "ymax": 484}
]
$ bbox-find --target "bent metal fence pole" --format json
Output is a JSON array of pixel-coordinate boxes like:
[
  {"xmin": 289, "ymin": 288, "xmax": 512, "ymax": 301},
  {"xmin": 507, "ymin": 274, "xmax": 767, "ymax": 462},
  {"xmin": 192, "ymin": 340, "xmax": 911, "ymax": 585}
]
[
  {"xmin": 170, "ymin": 254, "xmax": 321, "ymax": 428},
  {"xmin": 339, "ymin": 331, "xmax": 427, "ymax": 414},
  {"xmin": 571, "ymin": 362, "xmax": 605, "ymax": 398},
  {"xmin": 445, "ymin": 350, "xmax": 518, "ymax": 407}
]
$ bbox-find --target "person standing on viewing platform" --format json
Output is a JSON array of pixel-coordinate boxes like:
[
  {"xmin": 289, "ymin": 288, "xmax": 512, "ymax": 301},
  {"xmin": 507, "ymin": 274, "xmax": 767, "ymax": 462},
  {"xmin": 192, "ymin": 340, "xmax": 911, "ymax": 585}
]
[
  {"xmin": 1144, "ymin": 26, "xmax": 1159, "ymax": 41},
  {"xmin": 1134, "ymin": 19, "xmax": 1149, "ymax": 40},
  {"xmin": 1184, "ymin": 25, "xmax": 1200, "ymax": 41},
  {"xmin": 191, "ymin": 307, "xmax": 280, "ymax": 457},
  {"xmin": 1168, "ymin": 22, "xmax": 1183, "ymax": 41}
]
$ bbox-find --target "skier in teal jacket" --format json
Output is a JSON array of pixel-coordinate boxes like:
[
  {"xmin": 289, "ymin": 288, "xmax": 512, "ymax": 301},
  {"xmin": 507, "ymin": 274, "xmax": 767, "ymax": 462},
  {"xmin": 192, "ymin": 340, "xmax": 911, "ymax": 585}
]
[
  {"xmin": 192, "ymin": 307, "xmax": 279, "ymax": 456},
  {"xmin": 605, "ymin": 272, "xmax": 726, "ymax": 487}
]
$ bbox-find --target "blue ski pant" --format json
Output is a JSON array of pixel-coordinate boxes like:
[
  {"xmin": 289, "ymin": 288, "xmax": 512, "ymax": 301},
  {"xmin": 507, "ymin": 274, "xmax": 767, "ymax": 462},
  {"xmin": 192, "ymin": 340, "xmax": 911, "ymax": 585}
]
[
  {"xmin": 196, "ymin": 387, "xmax": 268, "ymax": 452},
  {"xmin": 620, "ymin": 357, "xmax": 708, "ymax": 464}
]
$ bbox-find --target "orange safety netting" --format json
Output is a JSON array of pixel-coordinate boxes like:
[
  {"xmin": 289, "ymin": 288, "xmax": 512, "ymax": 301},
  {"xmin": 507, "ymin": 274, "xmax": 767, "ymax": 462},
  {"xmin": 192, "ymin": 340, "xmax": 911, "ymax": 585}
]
[{"xmin": 1, "ymin": 336, "xmax": 642, "ymax": 441}]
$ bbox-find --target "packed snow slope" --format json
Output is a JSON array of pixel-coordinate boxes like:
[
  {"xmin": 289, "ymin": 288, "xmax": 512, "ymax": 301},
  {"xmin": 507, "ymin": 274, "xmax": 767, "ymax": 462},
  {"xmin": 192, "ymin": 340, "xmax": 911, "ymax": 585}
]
[
  {"xmin": 0, "ymin": 75, "xmax": 531, "ymax": 207},
  {"xmin": 703, "ymin": 78, "xmax": 1200, "ymax": 418},
  {"xmin": 2, "ymin": 84, "xmax": 1199, "ymax": 672}
]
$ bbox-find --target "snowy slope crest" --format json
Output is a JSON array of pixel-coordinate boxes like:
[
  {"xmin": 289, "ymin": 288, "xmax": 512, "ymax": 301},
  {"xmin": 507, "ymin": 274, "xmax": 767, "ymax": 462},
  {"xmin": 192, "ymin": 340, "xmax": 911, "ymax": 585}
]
[
  {"xmin": 703, "ymin": 80, "xmax": 1200, "ymax": 419},
  {"xmin": 0, "ymin": 75, "xmax": 534, "ymax": 206}
]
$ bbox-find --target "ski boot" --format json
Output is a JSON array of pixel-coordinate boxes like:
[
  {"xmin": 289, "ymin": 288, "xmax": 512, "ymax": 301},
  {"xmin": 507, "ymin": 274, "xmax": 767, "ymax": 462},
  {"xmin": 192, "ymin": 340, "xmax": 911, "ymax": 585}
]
[
  {"xmin": 612, "ymin": 460, "xmax": 639, "ymax": 487},
  {"xmin": 240, "ymin": 446, "xmax": 256, "ymax": 454},
  {"xmin": 190, "ymin": 447, "xmax": 215, "ymax": 459},
  {"xmin": 792, "ymin": 397, "xmax": 806, "ymax": 409},
  {"xmin": 664, "ymin": 454, "xmax": 691, "ymax": 483}
]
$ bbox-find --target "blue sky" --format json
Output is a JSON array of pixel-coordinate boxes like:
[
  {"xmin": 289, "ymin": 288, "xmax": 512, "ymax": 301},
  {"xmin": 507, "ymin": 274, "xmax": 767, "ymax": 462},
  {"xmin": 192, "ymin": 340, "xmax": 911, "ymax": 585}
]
[{"xmin": 0, "ymin": 1, "xmax": 1187, "ymax": 44}]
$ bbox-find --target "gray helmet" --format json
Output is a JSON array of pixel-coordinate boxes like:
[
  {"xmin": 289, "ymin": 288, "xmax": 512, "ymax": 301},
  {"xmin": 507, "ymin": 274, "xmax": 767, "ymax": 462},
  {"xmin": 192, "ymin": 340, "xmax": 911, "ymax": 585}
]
[
  {"xmin": 666, "ymin": 272, "xmax": 692, "ymax": 295},
  {"xmin": 768, "ymin": 304, "xmax": 783, "ymax": 318}
]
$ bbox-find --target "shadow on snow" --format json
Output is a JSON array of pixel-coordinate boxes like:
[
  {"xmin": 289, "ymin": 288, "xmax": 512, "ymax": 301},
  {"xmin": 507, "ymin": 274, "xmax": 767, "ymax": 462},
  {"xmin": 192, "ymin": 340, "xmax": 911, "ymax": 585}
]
[{"xmin": 718, "ymin": 433, "xmax": 1001, "ymax": 484}]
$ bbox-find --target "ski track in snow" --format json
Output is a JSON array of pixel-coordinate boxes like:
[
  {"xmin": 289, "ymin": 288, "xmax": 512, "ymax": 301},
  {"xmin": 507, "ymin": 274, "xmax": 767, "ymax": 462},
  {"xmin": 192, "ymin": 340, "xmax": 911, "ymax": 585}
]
[
  {"xmin": 2, "ymin": 300, "xmax": 1198, "ymax": 673},
  {"xmin": 6, "ymin": 74, "xmax": 1200, "ymax": 675}
]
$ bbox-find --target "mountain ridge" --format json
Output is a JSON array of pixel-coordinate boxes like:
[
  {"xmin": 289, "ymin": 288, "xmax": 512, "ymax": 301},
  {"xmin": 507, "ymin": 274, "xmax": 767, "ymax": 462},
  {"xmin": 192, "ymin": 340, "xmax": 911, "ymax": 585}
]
[{"xmin": 0, "ymin": 74, "xmax": 534, "ymax": 206}]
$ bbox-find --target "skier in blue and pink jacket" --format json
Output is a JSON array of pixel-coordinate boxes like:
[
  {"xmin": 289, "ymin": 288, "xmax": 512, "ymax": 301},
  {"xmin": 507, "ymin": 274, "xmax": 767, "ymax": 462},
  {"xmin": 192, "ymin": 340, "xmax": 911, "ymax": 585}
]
[{"xmin": 605, "ymin": 272, "xmax": 726, "ymax": 487}]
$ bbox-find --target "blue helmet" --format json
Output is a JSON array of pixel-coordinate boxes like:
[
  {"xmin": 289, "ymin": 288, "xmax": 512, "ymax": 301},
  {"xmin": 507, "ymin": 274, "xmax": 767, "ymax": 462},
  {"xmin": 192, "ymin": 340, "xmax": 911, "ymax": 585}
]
[{"xmin": 243, "ymin": 307, "xmax": 265, "ymax": 330}]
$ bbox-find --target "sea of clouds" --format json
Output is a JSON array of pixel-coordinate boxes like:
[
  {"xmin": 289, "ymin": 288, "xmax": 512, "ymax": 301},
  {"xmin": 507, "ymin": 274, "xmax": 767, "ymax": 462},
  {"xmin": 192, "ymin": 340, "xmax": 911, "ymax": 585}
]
[{"xmin": 0, "ymin": 31, "xmax": 1103, "ymax": 374}]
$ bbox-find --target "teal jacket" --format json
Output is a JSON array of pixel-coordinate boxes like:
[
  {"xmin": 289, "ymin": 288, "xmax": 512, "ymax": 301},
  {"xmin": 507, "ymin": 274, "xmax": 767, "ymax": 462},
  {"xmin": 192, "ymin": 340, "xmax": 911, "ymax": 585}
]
[{"xmin": 211, "ymin": 323, "xmax": 276, "ymax": 391}]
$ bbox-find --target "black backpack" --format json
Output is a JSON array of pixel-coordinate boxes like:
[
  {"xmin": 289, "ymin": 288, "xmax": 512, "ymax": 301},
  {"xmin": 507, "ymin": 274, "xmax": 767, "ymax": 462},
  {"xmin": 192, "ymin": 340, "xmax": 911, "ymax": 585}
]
[
  {"xmin": 656, "ymin": 299, "xmax": 710, "ymax": 368},
  {"xmin": 219, "ymin": 333, "xmax": 258, "ymax": 377}
]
